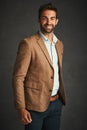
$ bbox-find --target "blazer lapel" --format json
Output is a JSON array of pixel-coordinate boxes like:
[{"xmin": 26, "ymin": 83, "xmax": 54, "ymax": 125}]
[
  {"xmin": 36, "ymin": 33, "xmax": 53, "ymax": 69},
  {"xmin": 55, "ymin": 41, "xmax": 62, "ymax": 68}
]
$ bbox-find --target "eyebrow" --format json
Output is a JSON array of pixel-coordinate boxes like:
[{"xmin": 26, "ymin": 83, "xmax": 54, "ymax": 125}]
[{"xmin": 41, "ymin": 16, "xmax": 56, "ymax": 19}]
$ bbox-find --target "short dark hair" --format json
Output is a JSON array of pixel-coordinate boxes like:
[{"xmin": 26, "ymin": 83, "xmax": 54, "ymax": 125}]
[{"xmin": 38, "ymin": 3, "xmax": 58, "ymax": 19}]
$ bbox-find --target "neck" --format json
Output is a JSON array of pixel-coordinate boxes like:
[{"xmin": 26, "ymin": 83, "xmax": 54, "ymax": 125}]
[{"xmin": 42, "ymin": 32, "xmax": 53, "ymax": 43}]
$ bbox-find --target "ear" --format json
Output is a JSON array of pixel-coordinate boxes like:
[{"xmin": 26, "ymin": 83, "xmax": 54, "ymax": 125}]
[{"xmin": 56, "ymin": 18, "xmax": 59, "ymax": 25}]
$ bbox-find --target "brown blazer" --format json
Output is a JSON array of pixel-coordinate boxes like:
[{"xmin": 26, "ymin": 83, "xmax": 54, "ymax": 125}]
[{"xmin": 12, "ymin": 32, "xmax": 66, "ymax": 112}]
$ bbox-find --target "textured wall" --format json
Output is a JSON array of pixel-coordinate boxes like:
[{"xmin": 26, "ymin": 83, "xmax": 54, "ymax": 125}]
[{"xmin": 0, "ymin": 0, "xmax": 87, "ymax": 130}]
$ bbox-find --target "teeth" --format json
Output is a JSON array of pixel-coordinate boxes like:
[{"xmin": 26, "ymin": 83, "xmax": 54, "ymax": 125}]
[{"xmin": 46, "ymin": 26, "xmax": 51, "ymax": 28}]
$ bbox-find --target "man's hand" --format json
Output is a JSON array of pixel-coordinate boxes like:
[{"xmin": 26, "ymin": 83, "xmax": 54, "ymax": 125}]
[{"xmin": 18, "ymin": 108, "xmax": 32, "ymax": 125}]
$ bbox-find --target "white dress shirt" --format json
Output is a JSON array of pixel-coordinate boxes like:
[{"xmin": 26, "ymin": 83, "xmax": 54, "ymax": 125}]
[{"xmin": 39, "ymin": 31, "xmax": 59, "ymax": 96}]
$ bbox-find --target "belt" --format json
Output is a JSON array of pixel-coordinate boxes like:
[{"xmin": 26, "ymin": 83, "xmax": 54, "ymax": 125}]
[{"xmin": 50, "ymin": 94, "xmax": 59, "ymax": 102}]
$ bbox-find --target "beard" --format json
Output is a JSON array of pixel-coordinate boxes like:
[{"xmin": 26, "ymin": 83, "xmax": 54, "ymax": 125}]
[{"xmin": 40, "ymin": 24, "xmax": 55, "ymax": 34}]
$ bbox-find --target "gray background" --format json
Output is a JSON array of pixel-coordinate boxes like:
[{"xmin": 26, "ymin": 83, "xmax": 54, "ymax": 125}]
[{"xmin": 0, "ymin": 0, "xmax": 87, "ymax": 130}]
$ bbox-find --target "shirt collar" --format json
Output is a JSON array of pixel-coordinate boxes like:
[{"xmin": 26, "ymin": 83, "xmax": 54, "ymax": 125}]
[{"xmin": 39, "ymin": 30, "xmax": 58, "ymax": 44}]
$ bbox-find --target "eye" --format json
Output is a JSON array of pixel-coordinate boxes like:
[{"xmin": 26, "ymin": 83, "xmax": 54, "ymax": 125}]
[
  {"xmin": 51, "ymin": 17, "xmax": 56, "ymax": 20},
  {"xmin": 40, "ymin": 16, "xmax": 47, "ymax": 21}
]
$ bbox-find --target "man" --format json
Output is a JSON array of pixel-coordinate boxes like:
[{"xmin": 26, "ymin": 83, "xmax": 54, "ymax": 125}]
[{"xmin": 12, "ymin": 3, "xmax": 66, "ymax": 130}]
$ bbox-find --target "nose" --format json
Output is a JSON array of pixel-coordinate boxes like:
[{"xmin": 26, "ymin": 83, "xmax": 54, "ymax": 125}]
[{"xmin": 47, "ymin": 18, "xmax": 51, "ymax": 24}]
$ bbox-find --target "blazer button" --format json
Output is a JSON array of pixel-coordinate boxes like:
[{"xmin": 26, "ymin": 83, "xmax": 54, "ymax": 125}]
[
  {"xmin": 51, "ymin": 76, "xmax": 53, "ymax": 79},
  {"xmin": 49, "ymin": 89, "xmax": 52, "ymax": 92}
]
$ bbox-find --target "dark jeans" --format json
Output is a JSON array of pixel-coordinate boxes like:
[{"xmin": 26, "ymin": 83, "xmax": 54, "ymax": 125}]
[{"xmin": 25, "ymin": 98, "xmax": 63, "ymax": 130}]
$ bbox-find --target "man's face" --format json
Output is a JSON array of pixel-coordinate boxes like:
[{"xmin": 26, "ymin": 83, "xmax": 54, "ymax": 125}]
[{"xmin": 39, "ymin": 9, "xmax": 58, "ymax": 34}]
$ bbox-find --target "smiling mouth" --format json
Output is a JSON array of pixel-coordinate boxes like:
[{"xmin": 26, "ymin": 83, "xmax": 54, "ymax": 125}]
[
  {"xmin": 41, "ymin": 24, "xmax": 54, "ymax": 33},
  {"xmin": 45, "ymin": 25, "xmax": 53, "ymax": 29},
  {"xmin": 46, "ymin": 26, "xmax": 52, "ymax": 28}
]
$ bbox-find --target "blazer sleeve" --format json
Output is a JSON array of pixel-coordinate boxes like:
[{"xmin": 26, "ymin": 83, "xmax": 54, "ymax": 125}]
[
  {"xmin": 12, "ymin": 39, "xmax": 31, "ymax": 109},
  {"xmin": 58, "ymin": 40, "xmax": 64, "ymax": 69},
  {"xmin": 61, "ymin": 42, "xmax": 64, "ymax": 68}
]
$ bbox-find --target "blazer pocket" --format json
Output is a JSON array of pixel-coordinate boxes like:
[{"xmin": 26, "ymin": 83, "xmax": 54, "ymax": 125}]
[{"xmin": 25, "ymin": 81, "xmax": 42, "ymax": 91}]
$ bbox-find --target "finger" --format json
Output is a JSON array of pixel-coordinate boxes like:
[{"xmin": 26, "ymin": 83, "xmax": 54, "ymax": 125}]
[
  {"xmin": 27, "ymin": 113, "xmax": 32, "ymax": 122},
  {"xmin": 20, "ymin": 118, "xmax": 27, "ymax": 124},
  {"xmin": 23, "ymin": 113, "xmax": 32, "ymax": 124},
  {"xmin": 21, "ymin": 117, "xmax": 29, "ymax": 125}
]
